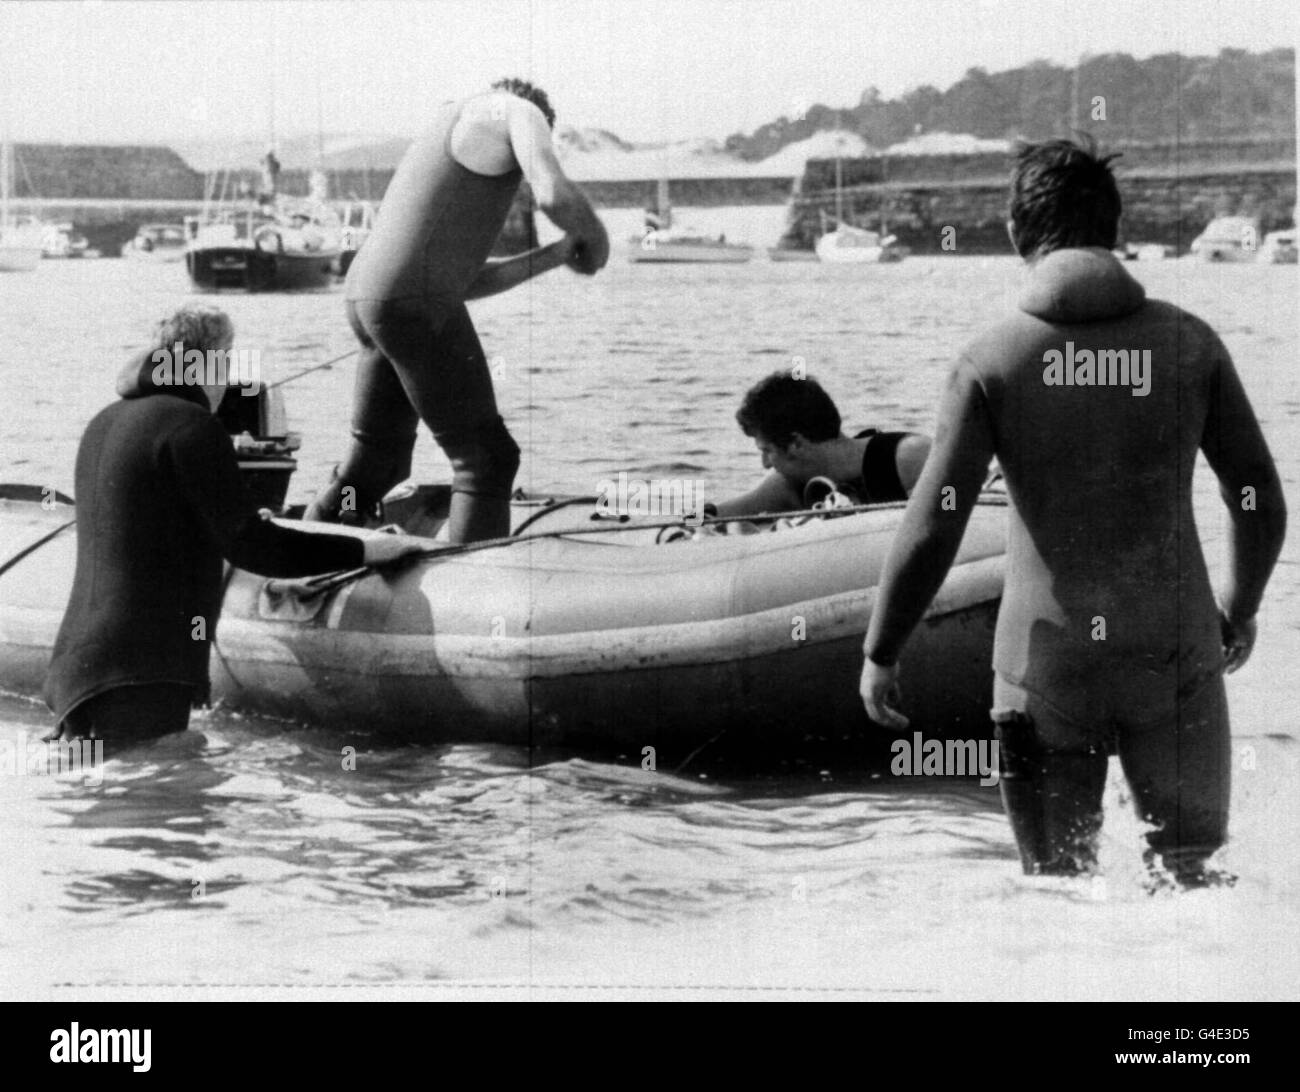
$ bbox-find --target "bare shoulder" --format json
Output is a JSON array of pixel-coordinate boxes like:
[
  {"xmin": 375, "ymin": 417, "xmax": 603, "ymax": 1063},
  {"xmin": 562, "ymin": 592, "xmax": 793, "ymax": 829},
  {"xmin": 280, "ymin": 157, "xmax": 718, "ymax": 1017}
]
[{"xmin": 449, "ymin": 93, "xmax": 527, "ymax": 175}]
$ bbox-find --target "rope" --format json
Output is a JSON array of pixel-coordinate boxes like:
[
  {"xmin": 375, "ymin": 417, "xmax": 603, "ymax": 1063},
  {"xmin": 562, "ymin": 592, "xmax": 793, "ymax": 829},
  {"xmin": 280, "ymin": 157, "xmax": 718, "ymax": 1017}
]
[
  {"xmin": 266, "ymin": 348, "xmax": 359, "ymax": 390},
  {"xmin": 0, "ymin": 518, "xmax": 76, "ymax": 580},
  {"xmin": 284, "ymin": 493, "xmax": 1009, "ymax": 601}
]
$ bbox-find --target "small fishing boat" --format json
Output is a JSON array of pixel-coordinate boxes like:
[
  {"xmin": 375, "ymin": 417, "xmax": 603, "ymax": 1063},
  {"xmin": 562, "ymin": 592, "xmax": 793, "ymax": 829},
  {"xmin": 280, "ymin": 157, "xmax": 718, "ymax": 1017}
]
[
  {"xmin": 41, "ymin": 222, "xmax": 96, "ymax": 259},
  {"xmin": 767, "ymin": 246, "xmax": 819, "ymax": 262},
  {"xmin": 1188, "ymin": 216, "xmax": 1261, "ymax": 263},
  {"xmin": 333, "ymin": 199, "xmax": 376, "ymax": 277},
  {"xmin": 1259, "ymin": 229, "xmax": 1298, "ymax": 265},
  {"xmin": 627, "ymin": 179, "xmax": 753, "ymax": 264},
  {"xmin": 185, "ymin": 204, "xmax": 341, "ymax": 291},
  {"xmin": 815, "ymin": 222, "xmax": 908, "ymax": 264},
  {"xmin": 0, "ymin": 384, "xmax": 1004, "ymax": 758},
  {"xmin": 122, "ymin": 222, "xmax": 188, "ymax": 262},
  {"xmin": 186, "ymin": 154, "xmax": 341, "ymax": 291},
  {"xmin": 813, "ymin": 154, "xmax": 908, "ymax": 264}
]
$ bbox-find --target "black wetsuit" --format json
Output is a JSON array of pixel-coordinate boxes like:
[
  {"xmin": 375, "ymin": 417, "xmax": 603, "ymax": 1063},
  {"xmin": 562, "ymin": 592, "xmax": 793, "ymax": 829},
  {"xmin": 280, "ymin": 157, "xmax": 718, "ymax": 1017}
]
[
  {"xmin": 309, "ymin": 97, "xmax": 523, "ymax": 539},
  {"xmin": 44, "ymin": 382, "xmax": 364, "ymax": 739},
  {"xmin": 848, "ymin": 428, "xmax": 910, "ymax": 502},
  {"xmin": 865, "ymin": 247, "xmax": 1241, "ymax": 877}
]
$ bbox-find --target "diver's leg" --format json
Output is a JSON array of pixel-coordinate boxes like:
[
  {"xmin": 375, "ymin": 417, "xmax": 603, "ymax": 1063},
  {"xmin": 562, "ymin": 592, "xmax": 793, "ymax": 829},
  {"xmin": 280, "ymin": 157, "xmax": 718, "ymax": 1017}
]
[
  {"xmin": 49, "ymin": 683, "xmax": 195, "ymax": 743},
  {"xmin": 365, "ymin": 302, "xmax": 520, "ymax": 544},
  {"xmin": 303, "ymin": 299, "xmax": 420, "ymax": 524},
  {"xmin": 1117, "ymin": 674, "xmax": 1231, "ymax": 886},
  {"xmin": 992, "ymin": 675, "xmax": 1109, "ymax": 876}
]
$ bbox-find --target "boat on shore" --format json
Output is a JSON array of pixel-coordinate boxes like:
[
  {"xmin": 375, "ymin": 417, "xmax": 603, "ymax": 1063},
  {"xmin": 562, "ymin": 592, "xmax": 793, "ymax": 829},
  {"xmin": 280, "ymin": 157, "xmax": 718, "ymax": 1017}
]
[
  {"xmin": 0, "ymin": 384, "xmax": 1005, "ymax": 757},
  {"xmin": 122, "ymin": 222, "xmax": 188, "ymax": 262}
]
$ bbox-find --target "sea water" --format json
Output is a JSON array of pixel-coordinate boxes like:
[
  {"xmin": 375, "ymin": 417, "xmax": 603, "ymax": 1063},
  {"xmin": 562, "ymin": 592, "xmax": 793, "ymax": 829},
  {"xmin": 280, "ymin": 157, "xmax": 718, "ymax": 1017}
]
[{"xmin": 1, "ymin": 242, "xmax": 1296, "ymax": 998}]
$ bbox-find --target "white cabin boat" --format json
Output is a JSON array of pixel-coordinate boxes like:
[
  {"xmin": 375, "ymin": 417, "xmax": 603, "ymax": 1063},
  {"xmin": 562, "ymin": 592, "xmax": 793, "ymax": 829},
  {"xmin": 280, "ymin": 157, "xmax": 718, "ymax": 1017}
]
[{"xmin": 1188, "ymin": 216, "xmax": 1261, "ymax": 263}]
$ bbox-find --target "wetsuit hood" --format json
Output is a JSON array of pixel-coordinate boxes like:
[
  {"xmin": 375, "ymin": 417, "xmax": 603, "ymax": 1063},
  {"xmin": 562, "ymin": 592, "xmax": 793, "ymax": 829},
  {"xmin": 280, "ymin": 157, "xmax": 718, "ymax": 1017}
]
[
  {"xmin": 115, "ymin": 349, "xmax": 212, "ymax": 409},
  {"xmin": 1017, "ymin": 246, "xmax": 1146, "ymax": 324}
]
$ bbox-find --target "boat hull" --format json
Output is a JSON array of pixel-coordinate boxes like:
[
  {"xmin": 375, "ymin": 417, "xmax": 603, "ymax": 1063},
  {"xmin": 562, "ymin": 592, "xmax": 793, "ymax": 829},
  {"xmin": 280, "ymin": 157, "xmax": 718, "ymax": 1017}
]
[
  {"xmin": 768, "ymin": 247, "xmax": 819, "ymax": 262},
  {"xmin": 628, "ymin": 237, "xmax": 754, "ymax": 263},
  {"xmin": 186, "ymin": 244, "xmax": 338, "ymax": 291},
  {"xmin": 0, "ymin": 493, "xmax": 1005, "ymax": 757},
  {"xmin": 815, "ymin": 238, "xmax": 908, "ymax": 264}
]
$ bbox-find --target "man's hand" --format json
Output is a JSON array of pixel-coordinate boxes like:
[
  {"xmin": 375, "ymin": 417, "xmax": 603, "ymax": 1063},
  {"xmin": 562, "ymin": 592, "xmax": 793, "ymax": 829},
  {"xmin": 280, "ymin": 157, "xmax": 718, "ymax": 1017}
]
[
  {"xmin": 1220, "ymin": 611, "xmax": 1258, "ymax": 674},
  {"xmin": 363, "ymin": 533, "xmax": 428, "ymax": 567},
  {"xmin": 860, "ymin": 656, "xmax": 910, "ymax": 730},
  {"xmin": 565, "ymin": 222, "xmax": 610, "ymax": 275}
]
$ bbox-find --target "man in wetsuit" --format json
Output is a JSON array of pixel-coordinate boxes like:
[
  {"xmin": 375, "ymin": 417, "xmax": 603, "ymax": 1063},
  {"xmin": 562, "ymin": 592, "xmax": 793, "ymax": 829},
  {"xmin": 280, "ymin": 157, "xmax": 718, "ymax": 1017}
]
[
  {"xmin": 713, "ymin": 370, "xmax": 931, "ymax": 517},
  {"xmin": 304, "ymin": 78, "xmax": 610, "ymax": 543},
  {"xmin": 859, "ymin": 138, "xmax": 1286, "ymax": 886},
  {"xmin": 44, "ymin": 304, "xmax": 426, "ymax": 744}
]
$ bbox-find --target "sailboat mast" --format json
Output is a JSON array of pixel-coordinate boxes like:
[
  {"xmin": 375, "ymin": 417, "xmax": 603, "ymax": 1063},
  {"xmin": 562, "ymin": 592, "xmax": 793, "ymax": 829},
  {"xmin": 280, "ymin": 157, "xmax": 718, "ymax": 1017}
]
[
  {"xmin": 656, "ymin": 176, "xmax": 671, "ymax": 230},
  {"xmin": 0, "ymin": 139, "xmax": 10, "ymax": 231}
]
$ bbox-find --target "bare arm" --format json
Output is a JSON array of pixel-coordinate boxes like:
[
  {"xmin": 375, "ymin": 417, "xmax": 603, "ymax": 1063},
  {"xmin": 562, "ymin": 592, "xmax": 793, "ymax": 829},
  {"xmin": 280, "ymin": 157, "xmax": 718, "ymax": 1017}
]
[
  {"xmin": 712, "ymin": 470, "xmax": 802, "ymax": 518},
  {"xmin": 861, "ymin": 360, "xmax": 994, "ymax": 727},
  {"xmin": 894, "ymin": 434, "xmax": 932, "ymax": 494},
  {"xmin": 507, "ymin": 100, "xmax": 609, "ymax": 273},
  {"xmin": 1200, "ymin": 347, "xmax": 1287, "ymax": 644},
  {"xmin": 864, "ymin": 362, "xmax": 994, "ymax": 666},
  {"xmin": 462, "ymin": 239, "xmax": 573, "ymax": 301}
]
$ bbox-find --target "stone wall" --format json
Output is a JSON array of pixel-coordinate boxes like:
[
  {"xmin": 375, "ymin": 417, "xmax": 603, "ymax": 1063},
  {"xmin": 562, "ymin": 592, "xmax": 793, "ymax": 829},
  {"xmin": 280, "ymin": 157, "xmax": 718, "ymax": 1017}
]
[{"xmin": 785, "ymin": 139, "xmax": 1298, "ymax": 253}]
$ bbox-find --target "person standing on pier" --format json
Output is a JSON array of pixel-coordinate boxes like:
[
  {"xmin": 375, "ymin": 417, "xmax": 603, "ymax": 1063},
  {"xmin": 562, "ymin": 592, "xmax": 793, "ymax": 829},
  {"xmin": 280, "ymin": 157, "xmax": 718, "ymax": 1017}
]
[
  {"xmin": 305, "ymin": 79, "xmax": 610, "ymax": 542},
  {"xmin": 859, "ymin": 137, "xmax": 1286, "ymax": 887}
]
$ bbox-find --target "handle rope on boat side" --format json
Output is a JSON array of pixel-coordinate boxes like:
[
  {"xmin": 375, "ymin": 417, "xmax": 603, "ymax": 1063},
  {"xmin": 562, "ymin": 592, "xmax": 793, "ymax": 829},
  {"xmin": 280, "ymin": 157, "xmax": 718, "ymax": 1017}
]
[{"xmin": 284, "ymin": 493, "xmax": 1010, "ymax": 601}]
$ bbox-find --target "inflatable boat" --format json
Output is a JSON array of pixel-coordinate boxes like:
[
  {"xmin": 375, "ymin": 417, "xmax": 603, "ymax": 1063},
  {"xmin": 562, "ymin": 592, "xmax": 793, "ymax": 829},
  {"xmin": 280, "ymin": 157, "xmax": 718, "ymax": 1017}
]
[{"xmin": 0, "ymin": 481, "xmax": 1005, "ymax": 760}]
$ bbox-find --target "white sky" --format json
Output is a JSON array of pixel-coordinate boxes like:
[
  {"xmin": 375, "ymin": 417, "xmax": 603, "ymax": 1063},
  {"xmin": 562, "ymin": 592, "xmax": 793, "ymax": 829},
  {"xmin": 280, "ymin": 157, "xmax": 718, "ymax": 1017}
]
[{"xmin": 2, "ymin": 0, "xmax": 1296, "ymax": 144}]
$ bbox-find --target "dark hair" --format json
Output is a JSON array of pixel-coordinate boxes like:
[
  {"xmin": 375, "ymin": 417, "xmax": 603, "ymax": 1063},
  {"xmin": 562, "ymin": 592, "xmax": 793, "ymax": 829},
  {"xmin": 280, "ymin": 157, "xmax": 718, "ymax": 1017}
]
[
  {"xmin": 491, "ymin": 78, "xmax": 556, "ymax": 128},
  {"xmin": 1009, "ymin": 135, "xmax": 1122, "ymax": 257},
  {"xmin": 736, "ymin": 371, "xmax": 841, "ymax": 446}
]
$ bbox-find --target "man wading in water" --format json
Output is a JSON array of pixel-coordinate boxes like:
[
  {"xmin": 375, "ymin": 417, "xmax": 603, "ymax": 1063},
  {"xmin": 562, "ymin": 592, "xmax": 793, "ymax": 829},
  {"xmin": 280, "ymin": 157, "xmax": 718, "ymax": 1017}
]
[
  {"xmin": 45, "ymin": 305, "xmax": 426, "ymax": 742},
  {"xmin": 859, "ymin": 137, "xmax": 1286, "ymax": 887},
  {"xmin": 305, "ymin": 79, "xmax": 610, "ymax": 542}
]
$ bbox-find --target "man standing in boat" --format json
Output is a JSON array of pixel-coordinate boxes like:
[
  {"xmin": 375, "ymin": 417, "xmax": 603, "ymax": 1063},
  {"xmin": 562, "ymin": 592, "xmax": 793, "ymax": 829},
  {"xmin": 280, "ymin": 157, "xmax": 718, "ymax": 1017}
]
[
  {"xmin": 44, "ymin": 304, "xmax": 426, "ymax": 743},
  {"xmin": 305, "ymin": 79, "xmax": 610, "ymax": 542},
  {"xmin": 859, "ymin": 137, "xmax": 1286, "ymax": 887},
  {"xmin": 713, "ymin": 371, "xmax": 931, "ymax": 517}
]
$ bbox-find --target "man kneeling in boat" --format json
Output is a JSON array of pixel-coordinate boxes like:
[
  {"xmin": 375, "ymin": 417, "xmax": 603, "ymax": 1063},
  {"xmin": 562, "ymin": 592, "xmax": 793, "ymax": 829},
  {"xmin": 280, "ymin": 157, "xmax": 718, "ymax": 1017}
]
[
  {"xmin": 712, "ymin": 370, "xmax": 931, "ymax": 518},
  {"xmin": 43, "ymin": 304, "xmax": 427, "ymax": 743}
]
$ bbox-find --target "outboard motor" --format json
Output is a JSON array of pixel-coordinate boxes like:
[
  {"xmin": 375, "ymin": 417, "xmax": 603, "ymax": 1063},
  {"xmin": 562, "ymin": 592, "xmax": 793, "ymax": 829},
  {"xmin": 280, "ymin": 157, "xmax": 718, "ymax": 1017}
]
[{"xmin": 216, "ymin": 383, "xmax": 301, "ymax": 513}]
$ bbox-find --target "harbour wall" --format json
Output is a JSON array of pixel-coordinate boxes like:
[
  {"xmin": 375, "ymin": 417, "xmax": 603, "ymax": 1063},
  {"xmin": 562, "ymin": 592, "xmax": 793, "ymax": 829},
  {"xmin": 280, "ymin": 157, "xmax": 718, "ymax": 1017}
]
[{"xmin": 10, "ymin": 139, "xmax": 1296, "ymax": 256}]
